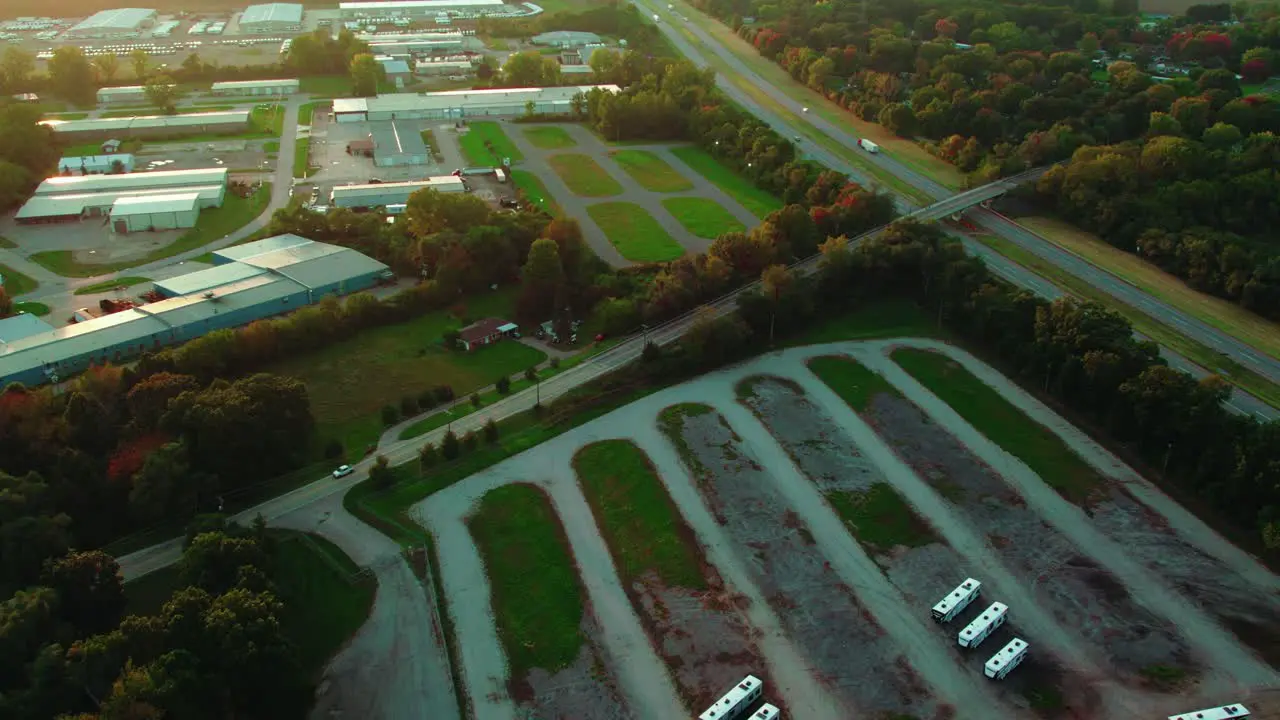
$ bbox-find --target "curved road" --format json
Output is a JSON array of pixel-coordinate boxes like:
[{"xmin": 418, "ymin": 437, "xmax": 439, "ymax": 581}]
[{"xmin": 638, "ymin": 0, "xmax": 1276, "ymax": 420}]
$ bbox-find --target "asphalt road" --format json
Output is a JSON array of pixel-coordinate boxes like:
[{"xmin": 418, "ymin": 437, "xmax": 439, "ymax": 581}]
[{"xmin": 638, "ymin": 0, "xmax": 1277, "ymax": 421}]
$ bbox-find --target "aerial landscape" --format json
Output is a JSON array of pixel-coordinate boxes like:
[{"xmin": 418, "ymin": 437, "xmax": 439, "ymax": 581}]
[{"xmin": 0, "ymin": 0, "xmax": 1278, "ymax": 717}]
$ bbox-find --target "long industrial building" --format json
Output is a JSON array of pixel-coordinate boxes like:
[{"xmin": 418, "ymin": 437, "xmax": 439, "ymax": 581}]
[
  {"xmin": 210, "ymin": 79, "xmax": 299, "ymax": 96},
  {"xmin": 96, "ymin": 85, "xmax": 151, "ymax": 105},
  {"xmin": 16, "ymin": 167, "xmax": 228, "ymax": 225},
  {"xmin": 0, "ymin": 235, "xmax": 392, "ymax": 388},
  {"xmin": 339, "ymin": 0, "xmax": 507, "ymax": 18},
  {"xmin": 41, "ymin": 111, "xmax": 251, "ymax": 140},
  {"xmin": 65, "ymin": 8, "xmax": 158, "ymax": 37},
  {"xmin": 369, "ymin": 121, "xmax": 429, "ymax": 166},
  {"xmin": 238, "ymin": 3, "xmax": 304, "ymax": 33},
  {"xmin": 333, "ymin": 85, "xmax": 619, "ymax": 122},
  {"xmin": 330, "ymin": 177, "xmax": 464, "ymax": 208}
]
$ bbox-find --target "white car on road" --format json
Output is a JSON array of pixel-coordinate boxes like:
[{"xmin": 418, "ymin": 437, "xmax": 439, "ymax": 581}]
[{"xmin": 332, "ymin": 464, "xmax": 354, "ymax": 478}]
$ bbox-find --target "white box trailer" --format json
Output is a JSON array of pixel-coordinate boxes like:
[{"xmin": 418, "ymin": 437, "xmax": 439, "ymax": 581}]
[
  {"xmin": 958, "ymin": 601, "xmax": 1007, "ymax": 649},
  {"xmin": 984, "ymin": 638, "xmax": 1028, "ymax": 679},
  {"xmin": 1168, "ymin": 704, "xmax": 1250, "ymax": 720},
  {"xmin": 859, "ymin": 138, "xmax": 879, "ymax": 153},
  {"xmin": 932, "ymin": 578, "xmax": 980, "ymax": 623}
]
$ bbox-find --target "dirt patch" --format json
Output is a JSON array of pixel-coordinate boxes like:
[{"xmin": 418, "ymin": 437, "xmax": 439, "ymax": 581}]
[
  {"xmin": 520, "ymin": 615, "xmax": 634, "ymax": 720},
  {"xmin": 864, "ymin": 392, "xmax": 1196, "ymax": 687},
  {"xmin": 664, "ymin": 405, "xmax": 938, "ymax": 718}
]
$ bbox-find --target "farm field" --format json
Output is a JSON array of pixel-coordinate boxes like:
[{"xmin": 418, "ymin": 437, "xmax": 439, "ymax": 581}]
[
  {"xmin": 587, "ymin": 202, "xmax": 685, "ymax": 262},
  {"xmin": 412, "ymin": 338, "xmax": 1280, "ymax": 720},
  {"xmin": 548, "ymin": 153, "xmax": 623, "ymax": 197}
]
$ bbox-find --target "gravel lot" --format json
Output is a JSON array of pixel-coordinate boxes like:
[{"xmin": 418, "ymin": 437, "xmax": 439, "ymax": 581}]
[{"xmin": 520, "ymin": 615, "xmax": 633, "ymax": 720}]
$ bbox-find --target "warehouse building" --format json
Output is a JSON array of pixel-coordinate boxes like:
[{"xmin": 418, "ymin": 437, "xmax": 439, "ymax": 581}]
[
  {"xmin": 333, "ymin": 85, "xmax": 618, "ymax": 122},
  {"xmin": 366, "ymin": 35, "xmax": 466, "ymax": 54},
  {"xmin": 109, "ymin": 193, "xmax": 201, "ymax": 233},
  {"xmin": 238, "ymin": 3, "xmax": 304, "ymax": 33},
  {"xmin": 210, "ymin": 79, "xmax": 300, "ymax": 97},
  {"xmin": 379, "ymin": 59, "xmax": 412, "ymax": 88},
  {"xmin": 96, "ymin": 85, "xmax": 151, "ymax": 105},
  {"xmin": 531, "ymin": 30, "xmax": 601, "ymax": 47},
  {"xmin": 369, "ymin": 121, "xmax": 429, "ymax": 166},
  {"xmin": 0, "ymin": 235, "xmax": 392, "ymax": 388},
  {"xmin": 0, "ymin": 314, "xmax": 56, "ymax": 347},
  {"xmin": 41, "ymin": 111, "xmax": 251, "ymax": 141},
  {"xmin": 65, "ymin": 8, "xmax": 158, "ymax": 38},
  {"xmin": 415, "ymin": 60, "xmax": 473, "ymax": 76},
  {"xmin": 58, "ymin": 154, "xmax": 136, "ymax": 175},
  {"xmin": 17, "ymin": 168, "xmax": 227, "ymax": 225},
  {"xmin": 340, "ymin": 0, "xmax": 506, "ymax": 19},
  {"xmin": 330, "ymin": 177, "xmax": 464, "ymax": 208}
]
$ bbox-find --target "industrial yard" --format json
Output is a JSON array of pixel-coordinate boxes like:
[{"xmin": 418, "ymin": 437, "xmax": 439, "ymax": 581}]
[{"xmin": 413, "ymin": 339, "xmax": 1280, "ymax": 720}]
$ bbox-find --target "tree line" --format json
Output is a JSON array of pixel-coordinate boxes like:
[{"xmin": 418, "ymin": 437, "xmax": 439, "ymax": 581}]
[{"xmin": 0, "ymin": 99, "xmax": 59, "ymax": 210}]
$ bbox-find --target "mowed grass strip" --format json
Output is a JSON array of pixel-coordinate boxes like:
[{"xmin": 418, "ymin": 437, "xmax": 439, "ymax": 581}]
[
  {"xmin": 523, "ymin": 125, "xmax": 577, "ymax": 149},
  {"xmin": 74, "ymin": 276, "xmax": 151, "ymax": 295},
  {"xmin": 469, "ymin": 483, "xmax": 585, "ymax": 678},
  {"xmin": 826, "ymin": 483, "xmax": 938, "ymax": 552},
  {"xmin": 609, "ymin": 149, "xmax": 693, "ymax": 192},
  {"xmin": 807, "ymin": 355, "xmax": 901, "ymax": 410},
  {"xmin": 459, "ymin": 121, "xmax": 524, "ymax": 165},
  {"xmin": 0, "ymin": 263, "xmax": 39, "ymax": 296},
  {"xmin": 890, "ymin": 348, "xmax": 1103, "ymax": 504},
  {"xmin": 661, "ymin": 197, "xmax": 745, "ymax": 239},
  {"xmin": 548, "ymin": 153, "xmax": 623, "ymax": 197},
  {"xmin": 510, "ymin": 169, "xmax": 561, "ymax": 216},
  {"xmin": 574, "ymin": 440, "xmax": 706, "ymax": 590},
  {"xmin": 587, "ymin": 202, "xmax": 684, "ymax": 263},
  {"xmin": 669, "ymin": 147, "xmax": 782, "ymax": 219}
]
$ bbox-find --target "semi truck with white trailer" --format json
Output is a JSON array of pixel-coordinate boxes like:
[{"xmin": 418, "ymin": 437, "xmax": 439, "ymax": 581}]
[
  {"xmin": 932, "ymin": 578, "xmax": 981, "ymax": 623},
  {"xmin": 958, "ymin": 601, "xmax": 1007, "ymax": 649},
  {"xmin": 858, "ymin": 138, "xmax": 879, "ymax": 153}
]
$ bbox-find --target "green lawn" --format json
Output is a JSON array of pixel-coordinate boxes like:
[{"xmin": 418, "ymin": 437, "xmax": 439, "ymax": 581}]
[
  {"xmin": 30, "ymin": 184, "xmax": 271, "ymax": 277},
  {"xmin": 660, "ymin": 197, "xmax": 745, "ymax": 239},
  {"xmin": 459, "ymin": 121, "xmax": 524, "ymax": 166},
  {"xmin": 806, "ymin": 355, "xmax": 901, "ymax": 411},
  {"xmin": 263, "ymin": 140, "xmax": 280, "ymax": 153},
  {"xmin": 0, "ymin": 263, "xmax": 39, "ymax": 296},
  {"xmin": 510, "ymin": 169, "xmax": 561, "ymax": 215},
  {"xmin": 890, "ymin": 348, "xmax": 1104, "ymax": 505},
  {"xmin": 293, "ymin": 136, "xmax": 311, "ymax": 178},
  {"xmin": 826, "ymin": 483, "xmax": 939, "ymax": 552},
  {"xmin": 73, "ymin": 276, "xmax": 151, "ymax": 295},
  {"xmin": 0, "ymin": 236, "xmax": 15, "ymax": 248},
  {"xmin": 587, "ymin": 202, "xmax": 685, "ymax": 263},
  {"xmin": 548, "ymin": 153, "xmax": 622, "ymax": 197},
  {"xmin": 99, "ymin": 106, "xmax": 234, "ymax": 118},
  {"xmin": 574, "ymin": 440, "xmax": 707, "ymax": 590},
  {"xmin": 42, "ymin": 111, "xmax": 89, "ymax": 120},
  {"xmin": 249, "ymin": 104, "xmax": 286, "ymax": 137},
  {"xmin": 61, "ymin": 140, "xmax": 143, "ymax": 157},
  {"xmin": 297, "ymin": 101, "xmax": 321, "ymax": 126},
  {"xmin": 468, "ymin": 483, "xmax": 585, "ymax": 679},
  {"xmin": 13, "ymin": 302, "xmax": 50, "ymax": 316},
  {"xmin": 397, "ymin": 362, "xmax": 570, "ymax": 441},
  {"xmin": 790, "ymin": 298, "xmax": 940, "ymax": 346},
  {"xmin": 609, "ymin": 149, "xmax": 693, "ymax": 192},
  {"xmin": 669, "ymin": 147, "xmax": 782, "ymax": 219},
  {"xmin": 299, "ymin": 75, "xmax": 352, "ymax": 97},
  {"xmin": 267, "ymin": 288, "xmax": 545, "ymax": 455},
  {"xmin": 523, "ymin": 125, "xmax": 577, "ymax": 149}
]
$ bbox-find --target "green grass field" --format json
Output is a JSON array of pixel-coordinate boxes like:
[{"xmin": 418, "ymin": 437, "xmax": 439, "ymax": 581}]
[
  {"xmin": 574, "ymin": 440, "xmax": 707, "ymax": 590},
  {"xmin": 661, "ymin": 197, "xmax": 745, "ymax": 239},
  {"xmin": 826, "ymin": 483, "xmax": 939, "ymax": 552},
  {"xmin": 806, "ymin": 355, "xmax": 901, "ymax": 411},
  {"xmin": 510, "ymin": 169, "xmax": 561, "ymax": 215},
  {"xmin": 42, "ymin": 111, "xmax": 89, "ymax": 120},
  {"xmin": 523, "ymin": 125, "xmax": 577, "ymax": 149},
  {"xmin": 297, "ymin": 101, "xmax": 321, "ymax": 126},
  {"xmin": 0, "ymin": 263, "xmax": 39, "ymax": 296},
  {"xmin": 459, "ymin": 121, "xmax": 524, "ymax": 166},
  {"xmin": 548, "ymin": 153, "xmax": 623, "ymax": 197},
  {"xmin": 299, "ymin": 75, "xmax": 352, "ymax": 97},
  {"xmin": 13, "ymin": 302, "xmax": 50, "ymax": 316},
  {"xmin": 0, "ymin": 236, "xmax": 15, "ymax": 248},
  {"xmin": 294, "ymin": 136, "xmax": 311, "ymax": 178},
  {"xmin": 268, "ymin": 288, "xmax": 545, "ymax": 455},
  {"xmin": 587, "ymin": 202, "xmax": 685, "ymax": 262},
  {"xmin": 890, "ymin": 348, "xmax": 1104, "ymax": 505},
  {"xmin": 73, "ymin": 276, "xmax": 151, "ymax": 295},
  {"xmin": 609, "ymin": 149, "xmax": 693, "ymax": 193},
  {"xmin": 30, "ymin": 183, "xmax": 271, "ymax": 277},
  {"xmin": 669, "ymin": 147, "xmax": 782, "ymax": 219},
  {"xmin": 790, "ymin": 299, "xmax": 940, "ymax": 346},
  {"xmin": 468, "ymin": 483, "xmax": 585, "ymax": 679}
]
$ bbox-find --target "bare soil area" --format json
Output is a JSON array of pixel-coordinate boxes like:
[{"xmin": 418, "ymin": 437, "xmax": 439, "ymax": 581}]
[
  {"xmin": 662, "ymin": 405, "xmax": 939, "ymax": 719},
  {"xmin": 862, "ymin": 390, "xmax": 1195, "ymax": 687},
  {"xmin": 740, "ymin": 376, "xmax": 1093, "ymax": 716},
  {"xmin": 520, "ymin": 615, "xmax": 634, "ymax": 720}
]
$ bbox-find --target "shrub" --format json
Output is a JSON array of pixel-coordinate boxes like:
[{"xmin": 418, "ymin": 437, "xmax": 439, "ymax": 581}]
[
  {"xmin": 419, "ymin": 443, "xmax": 438, "ymax": 468},
  {"xmin": 524, "ymin": 367, "xmax": 538, "ymax": 382},
  {"xmin": 369, "ymin": 455, "xmax": 394, "ymax": 489},
  {"xmin": 470, "ymin": 392, "xmax": 482, "ymax": 407},
  {"xmin": 418, "ymin": 389, "xmax": 438, "ymax": 410},
  {"xmin": 400, "ymin": 395, "xmax": 418, "ymax": 417},
  {"xmin": 462, "ymin": 431, "xmax": 479, "ymax": 452},
  {"xmin": 495, "ymin": 376, "xmax": 511, "ymax": 395},
  {"xmin": 549, "ymin": 357, "xmax": 561, "ymax": 369},
  {"xmin": 323, "ymin": 438, "xmax": 344, "ymax": 459},
  {"xmin": 483, "ymin": 417, "xmax": 499, "ymax": 443},
  {"xmin": 381, "ymin": 404, "xmax": 400, "ymax": 426},
  {"xmin": 441, "ymin": 430, "xmax": 460, "ymax": 460},
  {"xmin": 434, "ymin": 385, "xmax": 455, "ymax": 403}
]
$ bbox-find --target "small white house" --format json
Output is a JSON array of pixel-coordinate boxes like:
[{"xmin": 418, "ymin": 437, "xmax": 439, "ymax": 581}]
[{"xmin": 110, "ymin": 192, "xmax": 201, "ymax": 233}]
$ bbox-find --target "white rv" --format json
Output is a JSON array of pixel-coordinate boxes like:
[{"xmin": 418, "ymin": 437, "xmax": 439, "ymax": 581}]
[
  {"xmin": 931, "ymin": 578, "xmax": 981, "ymax": 623},
  {"xmin": 958, "ymin": 602, "xmax": 1007, "ymax": 649},
  {"xmin": 984, "ymin": 638, "xmax": 1028, "ymax": 680},
  {"xmin": 699, "ymin": 675, "xmax": 763, "ymax": 720}
]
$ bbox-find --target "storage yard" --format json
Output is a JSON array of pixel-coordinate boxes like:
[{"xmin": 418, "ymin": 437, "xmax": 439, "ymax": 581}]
[{"xmin": 414, "ymin": 339, "xmax": 1280, "ymax": 720}]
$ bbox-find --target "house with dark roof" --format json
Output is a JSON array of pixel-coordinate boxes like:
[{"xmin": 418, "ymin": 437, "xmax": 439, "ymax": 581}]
[{"xmin": 457, "ymin": 317, "xmax": 517, "ymax": 351}]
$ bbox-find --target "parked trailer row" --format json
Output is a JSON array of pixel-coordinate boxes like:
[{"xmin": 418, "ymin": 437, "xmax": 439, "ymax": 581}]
[
  {"xmin": 935, "ymin": 577, "xmax": 1028, "ymax": 680},
  {"xmin": 699, "ymin": 675, "xmax": 778, "ymax": 720},
  {"xmin": 931, "ymin": 577, "xmax": 981, "ymax": 623}
]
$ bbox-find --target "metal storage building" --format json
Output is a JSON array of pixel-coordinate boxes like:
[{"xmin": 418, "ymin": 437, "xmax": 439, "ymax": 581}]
[
  {"xmin": 238, "ymin": 3, "xmax": 305, "ymax": 33},
  {"xmin": 96, "ymin": 85, "xmax": 150, "ymax": 105},
  {"xmin": 58, "ymin": 154, "xmax": 136, "ymax": 175},
  {"xmin": 332, "ymin": 85, "xmax": 619, "ymax": 122},
  {"xmin": 153, "ymin": 262, "xmax": 268, "ymax": 297},
  {"xmin": 17, "ymin": 168, "xmax": 227, "ymax": 225},
  {"xmin": 109, "ymin": 192, "xmax": 201, "ymax": 233},
  {"xmin": 340, "ymin": 0, "xmax": 506, "ymax": 19},
  {"xmin": 370, "ymin": 121, "xmax": 429, "ymax": 166},
  {"xmin": 41, "ymin": 111, "xmax": 252, "ymax": 140},
  {"xmin": 231, "ymin": 240, "xmax": 392, "ymax": 299},
  {"xmin": 35, "ymin": 167, "xmax": 228, "ymax": 198},
  {"xmin": 0, "ymin": 314, "xmax": 56, "ymax": 346},
  {"xmin": 367, "ymin": 38, "xmax": 466, "ymax": 54},
  {"xmin": 330, "ymin": 177, "xmax": 464, "ymax": 208},
  {"xmin": 212, "ymin": 233, "xmax": 310, "ymax": 264},
  {"xmin": 379, "ymin": 59, "xmax": 412, "ymax": 88},
  {"xmin": 531, "ymin": 30, "xmax": 601, "ymax": 47},
  {"xmin": 66, "ymin": 8, "xmax": 158, "ymax": 37},
  {"xmin": 210, "ymin": 79, "xmax": 300, "ymax": 97},
  {"xmin": 16, "ymin": 185, "xmax": 226, "ymax": 224},
  {"xmin": 415, "ymin": 60, "xmax": 473, "ymax": 76}
]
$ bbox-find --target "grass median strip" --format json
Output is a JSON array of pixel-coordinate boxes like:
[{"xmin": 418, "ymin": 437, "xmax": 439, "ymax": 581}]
[
  {"xmin": 806, "ymin": 355, "xmax": 901, "ymax": 411},
  {"xmin": 548, "ymin": 153, "xmax": 623, "ymax": 197},
  {"xmin": 890, "ymin": 347, "xmax": 1104, "ymax": 505},
  {"xmin": 510, "ymin": 169, "xmax": 560, "ymax": 216},
  {"xmin": 609, "ymin": 149, "xmax": 693, "ymax": 192},
  {"xmin": 661, "ymin": 197, "xmax": 744, "ymax": 239},
  {"xmin": 826, "ymin": 483, "xmax": 939, "ymax": 552},
  {"xmin": 574, "ymin": 440, "xmax": 706, "ymax": 589},
  {"xmin": 587, "ymin": 202, "xmax": 685, "ymax": 262},
  {"xmin": 468, "ymin": 483, "xmax": 585, "ymax": 678},
  {"xmin": 668, "ymin": 147, "xmax": 782, "ymax": 218},
  {"xmin": 523, "ymin": 125, "xmax": 576, "ymax": 149},
  {"xmin": 459, "ymin": 121, "xmax": 524, "ymax": 165},
  {"xmin": 73, "ymin": 276, "xmax": 151, "ymax": 295},
  {"xmin": 0, "ymin": 263, "xmax": 39, "ymax": 296}
]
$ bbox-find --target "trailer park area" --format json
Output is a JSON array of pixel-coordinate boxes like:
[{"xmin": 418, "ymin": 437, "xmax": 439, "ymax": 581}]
[{"xmin": 413, "ymin": 339, "xmax": 1280, "ymax": 720}]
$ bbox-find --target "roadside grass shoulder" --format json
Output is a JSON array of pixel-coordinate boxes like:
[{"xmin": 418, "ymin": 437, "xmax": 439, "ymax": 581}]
[
  {"xmin": 668, "ymin": 146, "xmax": 782, "ymax": 219},
  {"xmin": 297, "ymin": 101, "xmax": 321, "ymax": 126},
  {"xmin": 890, "ymin": 347, "xmax": 1104, "ymax": 505},
  {"xmin": 523, "ymin": 125, "xmax": 577, "ymax": 149},
  {"xmin": 574, "ymin": 440, "xmax": 706, "ymax": 590},
  {"xmin": 609, "ymin": 149, "xmax": 693, "ymax": 192},
  {"xmin": 660, "ymin": 197, "xmax": 744, "ymax": 239},
  {"xmin": 587, "ymin": 202, "xmax": 684, "ymax": 262},
  {"xmin": 30, "ymin": 183, "xmax": 271, "ymax": 277},
  {"xmin": 468, "ymin": 483, "xmax": 585, "ymax": 678},
  {"xmin": 548, "ymin": 153, "xmax": 622, "ymax": 197},
  {"xmin": 0, "ymin": 263, "xmax": 39, "ymax": 296},
  {"xmin": 806, "ymin": 355, "xmax": 901, "ymax": 411},
  {"xmin": 789, "ymin": 298, "xmax": 940, "ymax": 345},
  {"xmin": 293, "ymin": 137, "xmax": 311, "ymax": 178},
  {"xmin": 74, "ymin": 276, "xmax": 151, "ymax": 295},
  {"xmin": 459, "ymin": 121, "xmax": 524, "ymax": 165}
]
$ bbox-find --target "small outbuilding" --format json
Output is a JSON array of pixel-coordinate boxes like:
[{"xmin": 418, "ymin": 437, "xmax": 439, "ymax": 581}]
[
  {"xmin": 457, "ymin": 317, "xmax": 516, "ymax": 351},
  {"xmin": 109, "ymin": 192, "xmax": 201, "ymax": 233}
]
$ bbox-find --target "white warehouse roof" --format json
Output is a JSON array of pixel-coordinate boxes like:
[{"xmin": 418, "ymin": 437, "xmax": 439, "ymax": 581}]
[
  {"xmin": 0, "ymin": 314, "xmax": 56, "ymax": 346},
  {"xmin": 214, "ymin": 233, "xmax": 311, "ymax": 262},
  {"xmin": 210, "ymin": 79, "xmax": 300, "ymax": 91},
  {"xmin": 17, "ymin": 185, "xmax": 225, "ymax": 220},
  {"xmin": 333, "ymin": 85, "xmax": 619, "ymax": 115},
  {"xmin": 37, "ymin": 167, "xmax": 228, "ymax": 195},
  {"xmin": 110, "ymin": 192, "xmax": 201, "ymax": 215},
  {"xmin": 332, "ymin": 176, "xmax": 464, "ymax": 200},
  {"xmin": 240, "ymin": 3, "xmax": 304, "ymax": 24},
  {"xmin": 97, "ymin": 85, "xmax": 148, "ymax": 96},
  {"xmin": 68, "ymin": 8, "xmax": 158, "ymax": 32},
  {"xmin": 41, "ymin": 111, "xmax": 250, "ymax": 135},
  {"xmin": 340, "ymin": 0, "xmax": 505, "ymax": 10},
  {"xmin": 155, "ymin": 262, "xmax": 269, "ymax": 296}
]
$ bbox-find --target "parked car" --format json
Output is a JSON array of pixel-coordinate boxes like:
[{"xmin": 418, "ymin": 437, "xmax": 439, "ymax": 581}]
[
  {"xmin": 499, "ymin": 197, "xmax": 519, "ymax": 208},
  {"xmin": 332, "ymin": 464, "xmax": 354, "ymax": 478}
]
